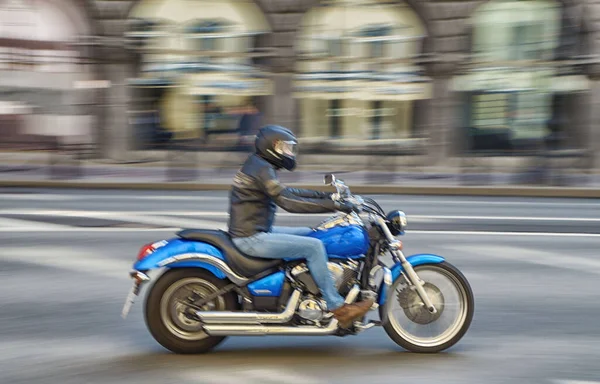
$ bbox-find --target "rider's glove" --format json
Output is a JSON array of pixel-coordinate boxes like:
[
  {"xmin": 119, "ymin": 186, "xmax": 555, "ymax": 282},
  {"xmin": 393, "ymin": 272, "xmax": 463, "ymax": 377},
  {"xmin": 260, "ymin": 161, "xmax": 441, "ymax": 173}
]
[
  {"xmin": 330, "ymin": 193, "xmax": 341, "ymax": 202},
  {"xmin": 335, "ymin": 200, "xmax": 360, "ymax": 214}
]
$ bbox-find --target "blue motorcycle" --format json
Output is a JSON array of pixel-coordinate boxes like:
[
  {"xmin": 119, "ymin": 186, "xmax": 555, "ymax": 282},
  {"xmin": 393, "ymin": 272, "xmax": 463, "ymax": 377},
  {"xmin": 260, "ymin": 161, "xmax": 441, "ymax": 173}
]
[{"xmin": 122, "ymin": 174, "xmax": 474, "ymax": 354}]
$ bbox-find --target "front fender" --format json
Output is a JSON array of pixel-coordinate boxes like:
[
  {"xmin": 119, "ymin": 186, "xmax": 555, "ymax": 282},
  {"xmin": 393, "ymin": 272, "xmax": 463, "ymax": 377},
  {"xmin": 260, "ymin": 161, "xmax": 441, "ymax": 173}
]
[
  {"xmin": 378, "ymin": 253, "xmax": 445, "ymax": 306},
  {"xmin": 132, "ymin": 238, "xmax": 247, "ymax": 284}
]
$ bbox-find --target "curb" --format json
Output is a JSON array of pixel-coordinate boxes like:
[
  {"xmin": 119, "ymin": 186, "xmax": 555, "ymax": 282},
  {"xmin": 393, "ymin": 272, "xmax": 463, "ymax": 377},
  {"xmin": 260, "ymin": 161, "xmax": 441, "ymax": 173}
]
[{"xmin": 2, "ymin": 180, "xmax": 600, "ymax": 198}]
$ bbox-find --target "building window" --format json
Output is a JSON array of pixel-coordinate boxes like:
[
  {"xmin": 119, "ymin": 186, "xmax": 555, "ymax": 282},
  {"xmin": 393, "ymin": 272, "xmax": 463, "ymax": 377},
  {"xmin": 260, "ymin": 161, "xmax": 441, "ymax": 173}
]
[
  {"xmin": 126, "ymin": 1, "xmax": 272, "ymax": 148},
  {"xmin": 465, "ymin": 0, "xmax": 561, "ymax": 151},
  {"xmin": 294, "ymin": 0, "xmax": 428, "ymax": 145}
]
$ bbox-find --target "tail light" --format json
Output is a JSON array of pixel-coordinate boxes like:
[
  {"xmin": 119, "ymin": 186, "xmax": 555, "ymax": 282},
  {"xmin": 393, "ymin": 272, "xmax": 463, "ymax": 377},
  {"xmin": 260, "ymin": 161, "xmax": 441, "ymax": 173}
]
[{"xmin": 137, "ymin": 243, "xmax": 156, "ymax": 261}]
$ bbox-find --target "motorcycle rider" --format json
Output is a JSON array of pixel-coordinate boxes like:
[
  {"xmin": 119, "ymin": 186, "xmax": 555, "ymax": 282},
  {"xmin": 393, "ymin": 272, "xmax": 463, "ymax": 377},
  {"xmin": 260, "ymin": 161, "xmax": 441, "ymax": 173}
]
[{"xmin": 228, "ymin": 125, "xmax": 375, "ymax": 328}]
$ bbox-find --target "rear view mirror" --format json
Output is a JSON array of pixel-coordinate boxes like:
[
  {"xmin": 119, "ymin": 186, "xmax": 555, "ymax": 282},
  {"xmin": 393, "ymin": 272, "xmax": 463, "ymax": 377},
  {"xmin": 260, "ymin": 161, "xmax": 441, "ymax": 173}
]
[{"xmin": 324, "ymin": 174, "xmax": 335, "ymax": 185}]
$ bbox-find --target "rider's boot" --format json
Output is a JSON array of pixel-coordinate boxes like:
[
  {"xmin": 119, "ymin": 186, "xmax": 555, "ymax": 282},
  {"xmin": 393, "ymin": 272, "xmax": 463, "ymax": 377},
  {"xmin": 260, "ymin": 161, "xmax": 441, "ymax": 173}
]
[{"xmin": 332, "ymin": 298, "xmax": 375, "ymax": 329}]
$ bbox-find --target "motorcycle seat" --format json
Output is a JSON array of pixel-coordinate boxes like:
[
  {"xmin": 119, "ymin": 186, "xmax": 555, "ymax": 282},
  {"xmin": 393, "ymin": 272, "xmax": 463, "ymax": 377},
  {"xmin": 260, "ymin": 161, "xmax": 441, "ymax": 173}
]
[{"xmin": 176, "ymin": 229, "xmax": 283, "ymax": 278}]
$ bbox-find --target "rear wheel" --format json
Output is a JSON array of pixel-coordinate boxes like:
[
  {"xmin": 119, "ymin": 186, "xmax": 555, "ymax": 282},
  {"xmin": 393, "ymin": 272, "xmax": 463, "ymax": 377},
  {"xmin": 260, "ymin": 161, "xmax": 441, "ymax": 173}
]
[
  {"xmin": 144, "ymin": 268, "xmax": 238, "ymax": 354},
  {"xmin": 380, "ymin": 262, "xmax": 474, "ymax": 353}
]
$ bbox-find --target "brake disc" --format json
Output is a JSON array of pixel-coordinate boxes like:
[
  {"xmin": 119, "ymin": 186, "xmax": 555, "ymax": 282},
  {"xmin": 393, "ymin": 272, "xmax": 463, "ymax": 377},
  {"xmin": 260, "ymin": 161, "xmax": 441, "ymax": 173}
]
[{"xmin": 396, "ymin": 282, "xmax": 445, "ymax": 325}]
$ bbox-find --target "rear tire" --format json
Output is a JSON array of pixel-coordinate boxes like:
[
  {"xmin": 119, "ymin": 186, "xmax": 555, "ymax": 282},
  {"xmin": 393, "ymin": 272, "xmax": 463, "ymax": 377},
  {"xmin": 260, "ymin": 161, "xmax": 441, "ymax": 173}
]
[
  {"xmin": 380, "ymin": 262, "xmax": 474, "ymax": 353},
  {"xmin": 144, "ymin": 268, "xmax": 238, "ymax": 354}
]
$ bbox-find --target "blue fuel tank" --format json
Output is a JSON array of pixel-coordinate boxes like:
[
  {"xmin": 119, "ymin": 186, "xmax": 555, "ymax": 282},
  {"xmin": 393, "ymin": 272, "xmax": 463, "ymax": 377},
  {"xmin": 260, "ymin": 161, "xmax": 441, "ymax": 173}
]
[{"xmin": 307, "ymin": 224, "xmax": 369, "ymax": 259}]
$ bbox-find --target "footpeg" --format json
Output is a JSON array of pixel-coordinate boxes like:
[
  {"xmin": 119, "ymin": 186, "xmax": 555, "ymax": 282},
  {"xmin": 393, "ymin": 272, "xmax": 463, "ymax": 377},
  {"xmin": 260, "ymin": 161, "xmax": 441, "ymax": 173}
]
[{"xmin": 354, "ymin": 320, "xmax": 381, "ymax": 332}]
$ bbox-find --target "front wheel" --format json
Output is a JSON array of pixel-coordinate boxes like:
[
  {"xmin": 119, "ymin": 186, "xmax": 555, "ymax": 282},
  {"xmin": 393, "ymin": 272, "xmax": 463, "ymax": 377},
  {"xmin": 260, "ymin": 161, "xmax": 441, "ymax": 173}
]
[
  {"xmin": 380, "ymin": 262, "xmax": 474, "ymax": 353},
  {"xmin": 144, "ymin": 269, "xmax": 238, "ymax": 354}
]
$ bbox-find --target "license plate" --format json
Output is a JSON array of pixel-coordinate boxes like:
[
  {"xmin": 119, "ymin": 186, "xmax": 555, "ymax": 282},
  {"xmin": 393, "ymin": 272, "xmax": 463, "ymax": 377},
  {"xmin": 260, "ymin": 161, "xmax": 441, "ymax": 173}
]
[{"xmin": 121, "ymin": 283, "xmax": 139, "ymax": 319}]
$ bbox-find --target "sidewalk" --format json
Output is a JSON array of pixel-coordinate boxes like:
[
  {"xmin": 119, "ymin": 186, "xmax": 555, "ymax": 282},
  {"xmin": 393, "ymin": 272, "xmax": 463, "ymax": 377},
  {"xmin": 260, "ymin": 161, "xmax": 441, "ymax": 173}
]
[{"xmin": 1, "ymin": 160, "xmax": 600, "ymax": 197}]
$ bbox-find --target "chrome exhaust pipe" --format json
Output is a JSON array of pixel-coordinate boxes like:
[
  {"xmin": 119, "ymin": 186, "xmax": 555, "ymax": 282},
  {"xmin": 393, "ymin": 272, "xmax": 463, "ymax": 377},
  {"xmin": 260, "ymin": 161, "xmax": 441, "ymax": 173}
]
[
  {"xmin": 203, "ymin": 318, "xmax": 340, "ymax": 336},
  {"xmin": 201, "ymin": 285, "xmax": 362, "ymax": 337},
  {"xmin": 196, "ymin": 289, "xmax": 301, "ymax": 324}
]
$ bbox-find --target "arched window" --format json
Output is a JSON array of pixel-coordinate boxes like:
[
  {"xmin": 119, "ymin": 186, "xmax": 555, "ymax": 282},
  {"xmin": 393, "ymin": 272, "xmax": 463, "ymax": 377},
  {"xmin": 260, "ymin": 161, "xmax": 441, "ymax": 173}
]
[
  {"xmin": 0, "ymin": 0, "xmax": 97, "ymax": 149},
  {"xmin": 126, "ymin": 0, "xmax": 271, "ymax": 147},
  {"xmin": 0, "ymin": 0, "xmax": 91, "ymax": 73},
  {"xmin": 294, "ymin": 0, "xmax": 429, "ymax": 145}
]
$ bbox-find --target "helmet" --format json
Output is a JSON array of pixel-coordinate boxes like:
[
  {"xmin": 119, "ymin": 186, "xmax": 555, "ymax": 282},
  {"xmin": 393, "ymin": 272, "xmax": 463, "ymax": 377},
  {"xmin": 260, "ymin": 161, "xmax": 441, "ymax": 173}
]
[
  {"xmin": 386, "ymin": 210, "xmax": 407, "ymax": 236},
  {"xmin": 255, "ymin": 125, "xmax": 298, "ymax": 171}
]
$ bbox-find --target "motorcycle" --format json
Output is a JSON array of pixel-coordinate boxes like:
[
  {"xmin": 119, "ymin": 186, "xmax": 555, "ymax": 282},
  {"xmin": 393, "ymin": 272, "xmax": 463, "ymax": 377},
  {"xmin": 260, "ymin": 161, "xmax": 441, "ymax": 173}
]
[{"xmin": 122, "ymin": 174, "xmax": 474, "ymax": 354}]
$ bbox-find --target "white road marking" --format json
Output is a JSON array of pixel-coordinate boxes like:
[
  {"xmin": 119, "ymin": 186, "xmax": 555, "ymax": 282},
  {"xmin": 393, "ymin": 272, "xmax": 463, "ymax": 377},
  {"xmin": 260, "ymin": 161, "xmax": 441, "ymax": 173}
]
[
  {"xmin": 0, "ymin": 194, "xmax": 75, "ymax": 201},
  {"xmin": 2, "ymin": 208, "xmax": 600, "ymax": 222},
  {"xmin": 158, "ymin": 212, "xmax": 600, "ymax": 222},
  {"xmin": 1, "ymin": 227, "xmax": 600, "ymax": 237},
  {"xmin": 0, "ymin": 337, "xmax": 138, "ymax": 363},
  {"xmin": 0, "ymin": 216, "xmax": 600, "ymax": 238},
  {"xmin": 552, "ymin": 381, "xmax": 600, "ymax": 384},
  {"xmin": 373, "ymin": 198, "xmax": 600, "ymax": 208},
  {"xmin": 2, "ymin": 209, "xmax": 600, "ymax": 236},
  {"xmin": 409, "ymin": 215, "xmax": 600, "ymax": 222},
  {"xmin": 103, "ymin": 213, "xmax": 227, "ymax": 231},
  {"xmin": 0, "ymin": 209, "xmax": 226, "ymax": 230},
  {"xmin": 443, "ymin": 244, "xmax": 600, "ymax": 274},
  {"xmin": 0, "ymin": 227, "xmax": 182, "ymax": 232},
  {"xmin": 0, "ymin": 194, "xmax": 227, "ymax": 202},
  {"xmin": 0, "ymin": 217, "xmax": 71, "ymax": 230},
  {"xmin": 180, "ymin": 368, "xmax": 327, "ymax": 384},
  {"xmin": 1, "ymin": 247, "xmax": 132, "ymax": 280},
  {"xmin": 243, "ymin": 368, "xmax": 327, "ymax": 384},
  {"xmin": 4, "ymin": 193, "xmax": 600, "ymax": 209},
  {"xmin": 407, "ymin": 230, "xmax": 600, "ymax": 237}
]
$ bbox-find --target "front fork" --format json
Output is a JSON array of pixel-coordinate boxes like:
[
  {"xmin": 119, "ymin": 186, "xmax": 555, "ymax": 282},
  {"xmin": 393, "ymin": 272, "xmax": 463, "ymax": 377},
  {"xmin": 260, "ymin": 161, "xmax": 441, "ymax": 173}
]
[{"xmin": 376, "ymin": 217, "xmax": 438, "ymax": 314}]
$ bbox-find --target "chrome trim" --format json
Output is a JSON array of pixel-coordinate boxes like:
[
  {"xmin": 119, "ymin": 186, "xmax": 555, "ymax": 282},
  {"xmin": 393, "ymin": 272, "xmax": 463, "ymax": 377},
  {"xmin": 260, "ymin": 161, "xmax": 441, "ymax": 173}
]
[
  {"xmin": 157, "ymin": 253, "xmax": 249, "ymax": 285},
  {"xmin": 197, "ymin": 289, "xmax": 302, "ymax": 324},
  {"xmin": 383, "ymin": 267, "xmax": 393, "ymax": 286},
  {"xmin": 129, "ymin": 270, "xmax": 150, "ymax": 282},
  {"xmin": 203, "ymin": 318, "xmax": 340, "ymax": 336},
  {"xmin": 344, "ymin": 284, "xmax": 360, "ymax": 304},
  {"xmin": 354, "ymin": 321, "xmax": 379, "ymax": 332},
  {"xmin": 368, "ymin": 265, "xmax": 383, "ymax": 289},
  {"xmin": 343, "ymin": 259, "xmax": 360, "ymax": 270},
  {"xmin": 315, "ymin": 212, "xmax": 364, "ymax": 231},
  {"xmin": 202, "ymin": 285, "xmax": 360, "ymax": 336},
  {"xmin": 291, "ymin": 264, "xmax": 309, "ymax": 277}
]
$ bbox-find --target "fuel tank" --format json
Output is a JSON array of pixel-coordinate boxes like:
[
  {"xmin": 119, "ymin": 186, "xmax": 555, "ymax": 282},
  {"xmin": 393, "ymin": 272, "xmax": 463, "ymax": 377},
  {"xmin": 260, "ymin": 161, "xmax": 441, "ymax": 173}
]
[{"xmin": 307, "ymin": 224, "xmax": 369, "ymax": 259}]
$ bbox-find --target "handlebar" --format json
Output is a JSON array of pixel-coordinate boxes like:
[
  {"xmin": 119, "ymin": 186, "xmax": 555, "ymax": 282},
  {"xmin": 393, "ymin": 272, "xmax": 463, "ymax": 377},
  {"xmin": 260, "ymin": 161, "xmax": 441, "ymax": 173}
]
[{"xmin": 324, "ymin": 174, "xmax": 384, "ymax": 218}]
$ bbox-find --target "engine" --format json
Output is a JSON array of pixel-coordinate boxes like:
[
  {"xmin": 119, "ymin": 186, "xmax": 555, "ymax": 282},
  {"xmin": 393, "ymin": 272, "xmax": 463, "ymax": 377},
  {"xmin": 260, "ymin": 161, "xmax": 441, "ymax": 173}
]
[
  {"xmin": 297, "ymin": 296, "xmax": 331, "ymax": 323},
  {"xmin": 291, "ymin": 260, "xmax": 360, "ymax": 323}
]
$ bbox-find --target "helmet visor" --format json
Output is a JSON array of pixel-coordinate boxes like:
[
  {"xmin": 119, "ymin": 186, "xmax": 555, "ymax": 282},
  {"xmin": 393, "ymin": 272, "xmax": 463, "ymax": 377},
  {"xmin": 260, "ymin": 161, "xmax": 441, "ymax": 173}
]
[{"xmin": 274, "ymin": 140, "xmax": 297, "ymax": 158}]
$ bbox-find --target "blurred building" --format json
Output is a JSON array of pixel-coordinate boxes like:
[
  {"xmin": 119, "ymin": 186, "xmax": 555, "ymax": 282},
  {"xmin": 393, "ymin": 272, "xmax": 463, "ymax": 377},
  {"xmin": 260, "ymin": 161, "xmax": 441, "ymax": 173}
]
[
  {"xmin": 0, "ymin": 0, "xmax": 105, "ymax": 152},
  {"xmin": 0, "ymin": 0, "xmax": 597, "ymax": 168}
]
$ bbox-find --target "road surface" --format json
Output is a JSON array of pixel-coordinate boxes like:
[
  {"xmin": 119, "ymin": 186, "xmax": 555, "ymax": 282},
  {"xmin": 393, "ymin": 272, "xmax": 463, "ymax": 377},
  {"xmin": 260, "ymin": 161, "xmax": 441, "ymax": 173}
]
[{"xmin": 1, "ymin": 188, "xmax": 600, "ymax": 384}]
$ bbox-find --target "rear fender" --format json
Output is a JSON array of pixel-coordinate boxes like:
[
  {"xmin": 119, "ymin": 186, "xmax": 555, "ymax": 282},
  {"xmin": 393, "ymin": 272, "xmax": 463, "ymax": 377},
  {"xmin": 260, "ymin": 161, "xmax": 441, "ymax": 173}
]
[
  {"xmin": 377, "ymin": 253, "xmax": 445, "ymax": 306},
  {"xmin": 133, "ymin": 238, "xmax": 249, "ymax": 285}
]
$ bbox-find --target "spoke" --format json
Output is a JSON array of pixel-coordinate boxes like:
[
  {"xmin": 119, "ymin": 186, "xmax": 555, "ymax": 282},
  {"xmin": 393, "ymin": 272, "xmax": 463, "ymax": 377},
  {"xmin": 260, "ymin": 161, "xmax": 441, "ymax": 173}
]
[
  {"xmin": 437, "ymin": 312, "xmax": 455, "ymax": 330},
  {"xmin": 404, "ymin": 318, "xmax": 420, "ymax": 334},
  {"xmin": 386, "ymin": 266, "xmax": 468, "ymax": 346}
]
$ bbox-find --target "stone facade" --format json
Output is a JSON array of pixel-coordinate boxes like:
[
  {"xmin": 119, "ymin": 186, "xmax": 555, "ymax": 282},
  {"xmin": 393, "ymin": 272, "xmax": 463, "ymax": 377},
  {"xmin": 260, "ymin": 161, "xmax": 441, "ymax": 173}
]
[{"xmin": 84, "ymin": 0, "xmax": 600, "ymax": 167}]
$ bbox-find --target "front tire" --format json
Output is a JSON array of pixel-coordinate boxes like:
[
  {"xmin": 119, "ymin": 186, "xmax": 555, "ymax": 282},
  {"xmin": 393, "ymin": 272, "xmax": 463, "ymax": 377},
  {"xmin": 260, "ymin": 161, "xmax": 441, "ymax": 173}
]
[
  {"xmin": 380, "ymin": 262, "xmax": 474, "ymax": 353},
  {"xmin": 144, "ymin": 268, "xmax": 238, "ymax": 354}
]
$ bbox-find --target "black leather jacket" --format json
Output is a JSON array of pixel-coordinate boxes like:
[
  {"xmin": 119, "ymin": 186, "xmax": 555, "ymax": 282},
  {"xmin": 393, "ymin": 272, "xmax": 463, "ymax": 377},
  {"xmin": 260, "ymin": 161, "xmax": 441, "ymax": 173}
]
[{"xmin": 228, "ymin": 154, "xmax": 337, "ymax": 238}]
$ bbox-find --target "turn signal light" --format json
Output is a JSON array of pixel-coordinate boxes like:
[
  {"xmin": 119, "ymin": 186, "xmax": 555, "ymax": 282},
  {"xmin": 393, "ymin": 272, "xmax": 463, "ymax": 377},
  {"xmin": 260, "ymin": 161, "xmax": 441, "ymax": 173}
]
[
  {"xmin": 390, "ymin": 240, "xmax": 403, "ymax": 251},
  {"xmin": 137, "ymin": 243, "xmax": 156, "ymax": 261}
]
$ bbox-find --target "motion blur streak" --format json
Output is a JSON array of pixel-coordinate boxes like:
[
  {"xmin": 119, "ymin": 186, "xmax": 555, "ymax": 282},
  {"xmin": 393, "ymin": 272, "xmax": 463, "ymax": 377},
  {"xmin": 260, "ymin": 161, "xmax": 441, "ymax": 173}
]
[{"xmin": 1, "ymin": 190, "xmax": 600, "ymax": 383}]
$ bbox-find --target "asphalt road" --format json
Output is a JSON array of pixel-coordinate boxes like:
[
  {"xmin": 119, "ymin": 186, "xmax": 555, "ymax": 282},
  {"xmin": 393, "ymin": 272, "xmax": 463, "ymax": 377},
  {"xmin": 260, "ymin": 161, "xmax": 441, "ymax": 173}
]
[{"xmin": 1, "ymin": 188, "xmax": 600, "ymax": 384}]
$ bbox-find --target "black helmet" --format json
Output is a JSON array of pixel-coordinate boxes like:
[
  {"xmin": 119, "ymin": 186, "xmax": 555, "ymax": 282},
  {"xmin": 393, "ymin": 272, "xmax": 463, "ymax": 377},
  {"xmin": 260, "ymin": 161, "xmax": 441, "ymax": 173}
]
[
  {"xmin": 386, "ymin": 210, "xmax": 407, "ymax": 236},
  {"xmin": 255, "ymin": 125, "xmax": 298, "ymax": 171}
]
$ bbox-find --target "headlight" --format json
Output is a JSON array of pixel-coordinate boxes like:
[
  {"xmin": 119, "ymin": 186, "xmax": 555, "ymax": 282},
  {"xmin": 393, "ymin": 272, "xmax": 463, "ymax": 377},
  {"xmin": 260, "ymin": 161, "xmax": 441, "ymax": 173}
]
[{"xmin": 386, "ymin": 210, "xmax": 407, "ymax": 235}]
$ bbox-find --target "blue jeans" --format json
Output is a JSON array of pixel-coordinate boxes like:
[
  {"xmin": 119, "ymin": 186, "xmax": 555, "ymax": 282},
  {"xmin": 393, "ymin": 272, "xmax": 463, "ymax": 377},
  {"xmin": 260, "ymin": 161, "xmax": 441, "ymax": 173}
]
[{"xmin": 232, "ymin": 226, "xmax": 346, "ymax": 311}]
